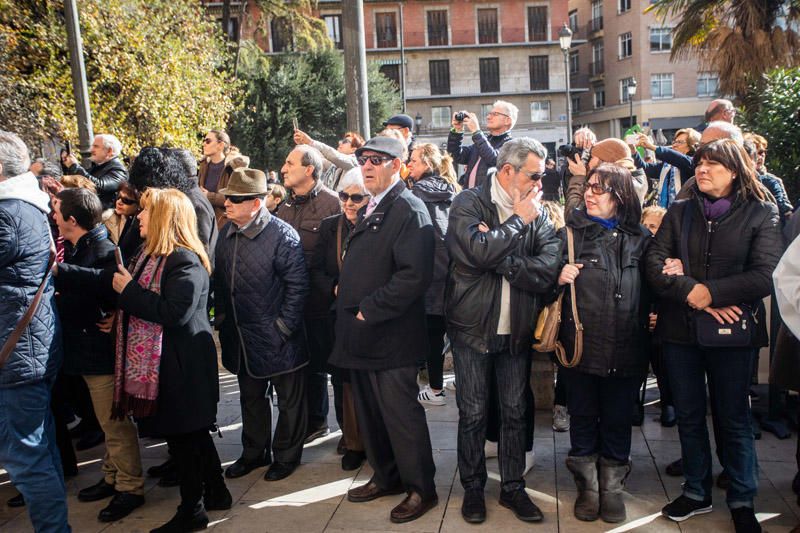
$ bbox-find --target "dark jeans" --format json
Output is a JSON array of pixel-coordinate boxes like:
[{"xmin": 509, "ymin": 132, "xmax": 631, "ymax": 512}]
[
  {"xmin": 350, "ymin": 366, "xmax": 436, "ymax": 498},
  {"xmin": 453, "ymin": 341, "xmax": 530, "ymax": 492},
  {"xmin": 425, "ymin": 315, "xmax": 447, "ymax": 390},
  {"xmin": 305, "ymin": 318, "xmax": 333, "ymax": 432},
  {"xmin": 563, "ymin": 367, "xmax": 639, "ymax": 462},
  {"xmin": 238, "ymin": 365, "xmax": 307, "ymax": 465},
  {"xmin": 486, "ymin": 367, "xmax": 534, "ymax": 452},
  {"xmin": 663, "ymin": 342, "xmax": 758, "ymax": 508},
  {"xmin": 168, "ymin": 428, "xmax": 225, "ymax": 512},
  {"xmin": 650, "ymin": 342, "xmax": 673, "ymax": 407},
  {"xmin": 554, "ymin": 365, "xmax": 567, "ymax": 406}
]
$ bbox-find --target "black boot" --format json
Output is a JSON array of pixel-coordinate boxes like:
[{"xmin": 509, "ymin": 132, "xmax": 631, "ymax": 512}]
[
  {"xmin": 150, "ymin": 504, "xmax": 209, "ymax": 533},
  {"xmin": 598, "ymin": 457, "xmax": 631, "ymax": 523},
  {"xmin": 203, "ymin": 481, "xmax": 232, "ymax": 511}
]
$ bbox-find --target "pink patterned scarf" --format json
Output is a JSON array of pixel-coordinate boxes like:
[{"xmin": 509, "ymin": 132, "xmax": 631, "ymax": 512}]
[{"xmin": 112, "ymin": 254, "xmax": 166, "ymax": 419}]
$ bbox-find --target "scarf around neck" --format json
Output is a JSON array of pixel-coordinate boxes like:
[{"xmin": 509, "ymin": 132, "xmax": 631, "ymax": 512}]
[
  {"xmin": 584, "ymin": 211, "xmax": 619, "ymax": 230},
  {"xmin": 112, "ymin": 253, "xmax": 166, "ymax": 419},
  {"xmin": 702, "ymin": 193, "xmax": 734, "ymax": 220}
]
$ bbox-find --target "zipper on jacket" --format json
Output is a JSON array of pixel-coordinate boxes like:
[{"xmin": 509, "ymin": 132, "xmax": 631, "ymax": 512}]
[{"xmin": 705, "ymin": 220, "xmax": 712, "ymax": 278}]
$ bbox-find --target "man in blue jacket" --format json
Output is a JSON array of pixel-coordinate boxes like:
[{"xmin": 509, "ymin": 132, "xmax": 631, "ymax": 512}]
[
  {"xmin": 0, "ymin": 130, "xmax": 69, "ymax": 532},
  {"xmin": 214, "ymin": 168, "xmax": 309, "ymax": 483}
]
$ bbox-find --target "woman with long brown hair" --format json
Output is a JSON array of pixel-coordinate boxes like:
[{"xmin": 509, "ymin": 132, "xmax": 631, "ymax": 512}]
[{"xmin": 111, "ymin": 188, "xmax": 229, "ymax": 532}]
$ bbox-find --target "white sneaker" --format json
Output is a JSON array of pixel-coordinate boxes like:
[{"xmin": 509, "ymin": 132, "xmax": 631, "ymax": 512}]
[
  {"xmin": 484, "ymin": 440, "xmax": 498, "ymax": 458},
  {"xmin": 523, "ymin": 450, "xmax": 536, "ymax": 476},
  {"xmin": 553, "ymin": 404, "xmax": 570, "ymax": 432},
  {"xmin": 417, "ymin": 386, "xmax": 446, "ymax": 406}
]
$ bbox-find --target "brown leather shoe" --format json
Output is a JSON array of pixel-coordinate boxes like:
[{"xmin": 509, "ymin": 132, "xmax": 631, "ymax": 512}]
[
  {"xmin": 347, "ymin": 480, "xmax": 405, "ymax": 503},
  {"xmin": 390, "ymin": 491, "xmax": 439, "ymax": 523}
]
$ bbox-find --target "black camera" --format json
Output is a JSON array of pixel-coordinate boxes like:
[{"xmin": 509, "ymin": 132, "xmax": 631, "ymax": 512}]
[
  {"xmin": 558, "ymin": 144, "xmax": 581, "ymax": 159},
  {"xmin": 454, "ymin": 111, "xmax": 468, "ymax": 122}
]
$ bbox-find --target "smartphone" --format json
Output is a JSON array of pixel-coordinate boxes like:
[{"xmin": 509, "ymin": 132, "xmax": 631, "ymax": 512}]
[
  {"xmin": 624, "ymin": 134, "xmax": 638, "ymax": 145},
  {"xmin": 64, "ymin": 140, "xmax": 71, "ymax": 155},
  {"xmin": 292, "ymin": 118, "xmax": 299, "ymax": 131},
  {"xmin": 114, "ymin": 248, "xmax": 124, "ymax": 268}
]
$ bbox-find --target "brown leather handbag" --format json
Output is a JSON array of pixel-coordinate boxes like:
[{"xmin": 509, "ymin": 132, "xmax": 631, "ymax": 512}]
[
  {"xmin": 0, "ymin": 246, "xmax": 56, "ymax": 369},
  {"xmin": 532, "ymin": 227, "xmax": 584, "ymax": 367}
]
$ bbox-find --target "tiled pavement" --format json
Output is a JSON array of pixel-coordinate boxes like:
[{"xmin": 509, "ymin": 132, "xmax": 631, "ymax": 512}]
[{"xmin": 1, "ymin": 371, "xmax": 799, "ymax": 532}]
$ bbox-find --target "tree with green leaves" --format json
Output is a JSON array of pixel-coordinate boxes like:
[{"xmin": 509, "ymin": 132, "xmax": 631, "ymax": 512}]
[
  {"xmin": 228, "ymin": 43, "xmax": 401, "ymax": 172},
  {"xmin": 0, "ymin": 0, "xmax": 237, "ymax": 155},
  {"xmin": 648, "ymin": 0, "xmax": 800, "ymax": 97}
]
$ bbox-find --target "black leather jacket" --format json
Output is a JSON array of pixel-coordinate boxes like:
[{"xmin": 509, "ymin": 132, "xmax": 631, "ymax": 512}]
[
  {"xmin": 444, "ymin": 179, "xmax": 561, "ymax": 356},
  {"xmin": 65, "ymin": 157, "xmax": 128, "ymax": 210},
  {"xmin": 558, "ymin": 209, "xmax": 652, "ymax": 378}
]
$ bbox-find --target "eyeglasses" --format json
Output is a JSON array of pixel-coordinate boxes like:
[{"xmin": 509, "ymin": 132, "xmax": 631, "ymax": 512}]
[
  {"xmin": 202, "ymin": 138, "xmax": 218, "ymax": 144},
  {"xmin": 338, "ymin": 191, "xmax": 370, "ymax": 203},
  {"xmin": 487, "ymin": 110, "xmax": 510, "ymax": 118},
  {"xmin": 357, "ymin": 155, "xmax": 394, "ymax": 166},
  {"xmin": 116, "ymin": 195, "xmax": 137, "ymax": 205},
  {"xmin": 672, "ymin": 140, "xmax": 687, "ymax": 146},
  {"xmin": 585, "ymin": 181, "xmax": 614, "ymax": 196},
  {"xmin": 225, "ymin": 195, "xmax": 262, "ymax": 204},
  {"xmin": 516, "ymin": 168, "xmax": 545, "ymax": 182},
  {"xmin": 338, "ymin": 139, "xmax": 352, "ymax": 146}
]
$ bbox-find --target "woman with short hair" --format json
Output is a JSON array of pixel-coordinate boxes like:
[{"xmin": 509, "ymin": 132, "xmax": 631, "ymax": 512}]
[
  {"xmin": 646, "ymin": 139, "xmax": 782, "ymax": 533},
  {"xmin": 635, "ymin": 128, "xmax": 700, "ymax": 208}
]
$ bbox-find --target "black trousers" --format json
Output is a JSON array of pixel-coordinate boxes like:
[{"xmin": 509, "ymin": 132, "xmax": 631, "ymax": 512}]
[
  {"xmin": 424, "ymin": 315, "xmax": 447, "ymax": 390},
  {"xmin": 486, "ymin": 362, "xmax": 534, "ymax": 452},
  {"xmin": 168, "ymin": 429, "xmax": 225, "ymax": 512},
  {"xmin": 350, "ymin": 366, "xmax": 437, "ymax": 499},
  {"xmin": 238, "ymin": 365, "xmax": 307, "ymax": 465},
  {"xmin": 305, "ymin": 318, "xmax": 333, "ymax": 432}
]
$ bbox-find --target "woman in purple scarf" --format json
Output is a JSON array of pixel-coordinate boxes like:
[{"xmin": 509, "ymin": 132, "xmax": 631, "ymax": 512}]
[{"xmin": 111, "ymin": 188, "xmax": 229, "ymax": 532}]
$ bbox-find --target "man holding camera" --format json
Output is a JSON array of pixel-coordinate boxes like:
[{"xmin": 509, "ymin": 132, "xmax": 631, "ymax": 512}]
[
  {"xmin": 447, "ymin": 100, "xmax": 518, "ymax": 190},
  {"xmin": 61, "ymin": 134, "xmax": 128, "ymax": 210}
]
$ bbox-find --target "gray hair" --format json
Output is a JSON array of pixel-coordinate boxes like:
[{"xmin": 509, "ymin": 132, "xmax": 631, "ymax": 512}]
[
  {"xmin": 294, "ymin": 145, "xmax": 325, "ymax": 180},
  {"xmin": 96, "ymin": 134, "xmax": 122, "ymax": 157},
  {"xmin": 336, "ymin": 167, "xmax": 367, "ymax": 193},
  {"xmin": 496, "ymin": 137, "xmax": 547, "ymax": 171},
  {"xmin": 0, "ymin": 130, "xmax": 31, "ymax": 178},
  {"xmin": 703, "ymin": 121, "xmax": 743, "ymax": 144},
  {"xmin": 493, "ymin": 100, "xmax": 519, "ymax": 129}
]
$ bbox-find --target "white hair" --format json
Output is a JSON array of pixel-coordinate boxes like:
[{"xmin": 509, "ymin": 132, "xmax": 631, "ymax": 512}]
[
  {"xmin": 96, "ymin": 134, "xmax": 123, "ymax": 157},
  {"xmin": 494, "ymin": 100, "xmax": 519, "ymax": 130},
  {"xmin": 496, "ymin": 137, "xmax": 547, "ymax": 170},
  {"xmin": 703, "ymin": 121, "xmax": 743, "ymax": 144},
  {"xmin": 0, "ymin": 130, "xmax": 31, "ymax": 178},
  {"xmin": 337, "ymin": 167, "xmax": 367, "ymax": 193}
]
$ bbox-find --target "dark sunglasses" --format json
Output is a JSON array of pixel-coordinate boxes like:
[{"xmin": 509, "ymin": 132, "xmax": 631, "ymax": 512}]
[
  {"xmin": 338, "ymin": 191, "xmax": 369, "ymax": 203},
  {"xmin": 225, "ymin": 195, "xmax": 263, "ymax": 204},
  {"xmin": 203, "ymin": 138, "xmax": 219, "ymax": 144},
  {"xmin": 585, "ymin": 181, "xmax": 614, "ymax": 196},
  {"xmin": 357, "ymin": 155, "xmax": 394, "ymax": 166},
  {"xmin": 116, "ymin": 195, "xmax": 137, "ymax": 205}
]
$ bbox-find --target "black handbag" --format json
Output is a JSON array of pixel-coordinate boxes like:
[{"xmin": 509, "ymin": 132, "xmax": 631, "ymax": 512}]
[{"xmin": 679, "ymin": 203, "xmax": 754, "ymax": 348}]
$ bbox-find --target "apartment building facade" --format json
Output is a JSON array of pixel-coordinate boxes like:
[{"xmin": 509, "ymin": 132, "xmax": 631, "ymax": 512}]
[
  {"xmin": 203, "ymin": 0, "xmax": 582, "ymax": 154},
  {"xmin": 568, "ymin": 0, "xmax": 719, "ymax": 139}
]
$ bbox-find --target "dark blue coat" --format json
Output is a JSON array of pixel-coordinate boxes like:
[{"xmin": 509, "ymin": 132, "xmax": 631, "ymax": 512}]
[
  {"xmin": 0, "ymin": 197, "xmax": 60, "ymax": 387},
  {"xmin": 447, "ymin": 130, "xmax": 512, "ymax": 189},
  {"xmin": 215, "ymin": 209, "xmax": 309, "ymax": 378}
]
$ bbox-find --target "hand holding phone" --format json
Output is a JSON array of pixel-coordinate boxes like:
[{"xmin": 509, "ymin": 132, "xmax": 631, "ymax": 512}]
[
  {"xmin": 114, "ymin": 248, "xmax": 124, "ymax": 268},
  {"xmin": 292, "ymin": 118, "xmax": 299, "ymax": 131}
]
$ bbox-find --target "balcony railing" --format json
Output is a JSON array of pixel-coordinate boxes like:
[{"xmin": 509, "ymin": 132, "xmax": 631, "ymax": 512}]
[
  {"xmin": 589, "ymin": 59, "xmax": 604, "ymax": 76},
  {"xmin": 589, "ymin": 16, "xmax": 604, "ymax": 33}
]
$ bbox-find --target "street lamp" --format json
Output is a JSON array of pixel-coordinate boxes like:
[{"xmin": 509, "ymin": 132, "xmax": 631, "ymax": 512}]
[
  {"xmin": 415, "ymin": 112, "xmax": 422, "ymax": 136},
  {"xmin": 558, "ymin": 24, "xmax": 573, "ymax": 142},
  {"xmin": 627, "ymin": 77, "xmax": 637, "ymax": 130}
]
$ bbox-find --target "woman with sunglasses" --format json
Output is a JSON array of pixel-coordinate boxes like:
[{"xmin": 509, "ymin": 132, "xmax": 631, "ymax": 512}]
[
  {"xmin": 635, "ymin": 128, "xmax": 700, "ymax": 208},
  {"xmin": 104, "ymin": 181, "xmax": 141, "ymax": 244},
  {"xmin": 557, "ymin": 163, "xmax": 651, "ymax": 524},
  {"xmin": 309, "ymin": 167, "xmax": 370, "ymax": 471},
  {"xmin": 647, "ymin": 139, "xmax": 781, "ymax": 533},
  {"xmin": 406, "ymin": 143, "xmax": 459, "ymax": 407}
]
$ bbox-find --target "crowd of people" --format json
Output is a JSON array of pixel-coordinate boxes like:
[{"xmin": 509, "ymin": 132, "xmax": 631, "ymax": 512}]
[{"xmin": 0, "ymin": 95, "xmax": 799, "ymax": 533}]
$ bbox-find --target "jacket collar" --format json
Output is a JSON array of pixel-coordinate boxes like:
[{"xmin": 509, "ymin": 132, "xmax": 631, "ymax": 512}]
[
  {"xmin": 350, "ymin": 179, "xmax": 406, "ymax": 234},
  {"xmin": 226, "ymin": 207, "xmax": 270, "ymax": 240},
  {"xmin": 67, "ymin": 224, "xmax": 108, "ymax": 257},
  {"xmin": 0, "ymin": 171, "xmax": 51, "ymax": 213},
  {"xmin": 286, "ymin": 179, "xmax": 324, "ymax": 206}
]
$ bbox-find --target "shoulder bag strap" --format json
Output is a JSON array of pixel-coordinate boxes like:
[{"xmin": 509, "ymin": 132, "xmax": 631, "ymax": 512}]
[
  {"xmin": 336, "ymin": 216, "xmax": 344, "ymax": 272},
  {"xmin": 557, "ymin": 227, "xmax": 584, "ymax": 367},
  {"xmin": 0, "ymin": 239, "xmax": 57, "ymax": 369}
]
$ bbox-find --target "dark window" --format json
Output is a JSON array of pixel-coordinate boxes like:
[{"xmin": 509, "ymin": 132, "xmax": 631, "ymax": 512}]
[
  {"xmin": 271, "ymin": 17, "xmax": 291, "ymax": 52},
  {"xmin": 569, "ymin": 51, "xmax": 579, "ymax": 74},
  {"xmin": 429, "ymin": 60, "xmax": 451, "ymax": 95},
  {"xmin": 376, "ymin": 12, "xmax": 397, "ymax": 48},
  {"xmin": 427, "ymin": 10, "xmax": 449, "ymax": 46},
  {"xmin": 477, "ymin": 8, "xmax": 498, "ymax": 44},
  {"xmin": 529, "ymin": 55, "xmax": 549, "ymax": 90},
  {"xmin": 323, "ymin": 14, "xmax": 343, "ymax": 49},
  {"xmin": 568, "ymin": 10, "xmax": 578, "ymax": 33},
  {"xmin": 527, "ymin": 6, "xmax": 548, "ymax": 41},
  {"xmin": 379, "ymin": 64, "xmax": 401, "ymax": 88},
  {"xmin": 572, "ymin": 96, "xmax": 581, "ymax": 113},
  {"xmin": 479, "ymin": 58, "xmax": 500, "ymax": 93},
  {"xmin": 619, "ymin": 0, "xmax": 631, "ymax": 13}
]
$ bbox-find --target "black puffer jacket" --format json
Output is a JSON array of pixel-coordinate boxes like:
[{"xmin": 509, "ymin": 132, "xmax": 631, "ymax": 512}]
[
  {"xmin": 215, "ymin": 209, "xmax": 309, "ymax": 378},
  {"xmin": 411, "ymin": 173, "xmax": 456, "ymax": 316},
  {"xmin": 65, "ymin": 157, "xmax": 128, "ymax": 210},
  {"xmin": 646, "ymin": 185, "xmax": 782, "ymax": 346},
  {"xmin": 444, "ymin": 179, "xmax": 562, "ymax": 356},
  {"xmin": 558, "ymin": 209, "xmax": 652, "ymax": 378},
  {"xmin": 56, "ymin": 225, "xmax": 117, "ymax": 375}
]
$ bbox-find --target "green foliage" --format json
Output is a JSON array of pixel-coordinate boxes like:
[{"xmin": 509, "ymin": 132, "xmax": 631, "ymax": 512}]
[
  {"xmin": 0, "ymin": 0, "xmax": 237, "ymax": 155},
  {"xmin": 740, "ymin": 68, "xmax": 800, "ymax": 201},
  {"xmin": 229, "ymin": 43, "xmax": 401, "ymax": 172}
]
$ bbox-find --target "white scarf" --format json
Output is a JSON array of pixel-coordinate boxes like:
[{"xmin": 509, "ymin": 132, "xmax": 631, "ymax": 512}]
[
  {"xmin": 490, "ymin": 174, "xmax": 514, "ymax": 335},
  {"xmin": 0, "ymin": 172, "xmax": 50, "ymax": 213}
]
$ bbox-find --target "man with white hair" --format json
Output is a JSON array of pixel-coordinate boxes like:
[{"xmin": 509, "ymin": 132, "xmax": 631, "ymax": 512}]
[
  {"xmin": 61, "ymin": 133, "xmax": 128, "ymax": 209},
  {"xmin": 448, "ymin": 100, "xmax": 518, "ymax": 189},
  {"xmin": 0, "ymin": 130, "xmax": 70, "ymax": 531}
]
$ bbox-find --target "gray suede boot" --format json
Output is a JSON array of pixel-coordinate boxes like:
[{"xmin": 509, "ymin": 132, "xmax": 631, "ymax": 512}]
[
  {"xmin": 565, "ymin": 455, "xmax": 599, "ymax": 521},
  {"xmin": 598, "ymin": 456, "xmax": 631, "ymax": 523}
]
